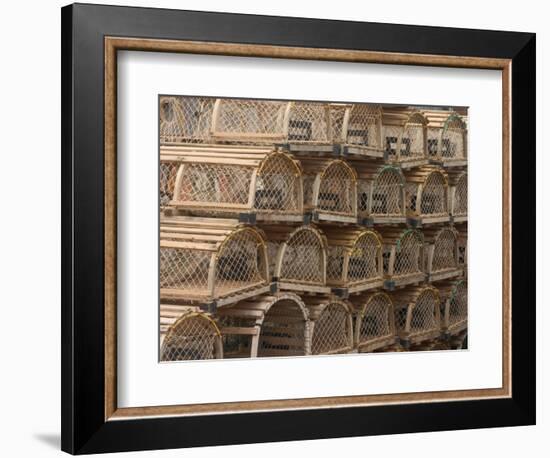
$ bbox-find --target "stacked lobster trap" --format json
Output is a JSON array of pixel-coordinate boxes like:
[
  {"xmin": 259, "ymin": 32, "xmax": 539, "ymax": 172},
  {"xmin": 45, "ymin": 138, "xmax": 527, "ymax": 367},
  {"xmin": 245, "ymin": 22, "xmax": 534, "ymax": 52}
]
[{"xmin": 158, "ymin": 96, "xmax": 468, "ymax": 361}]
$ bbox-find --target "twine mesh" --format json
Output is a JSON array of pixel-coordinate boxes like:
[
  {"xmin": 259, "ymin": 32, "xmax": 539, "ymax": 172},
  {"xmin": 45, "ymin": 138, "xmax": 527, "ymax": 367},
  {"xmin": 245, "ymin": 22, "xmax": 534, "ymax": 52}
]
[
  {"xmin": 432, "ymin": 229, "xmax": 457, "ymax": 271},
  {"xmin": 427, "ymin": 127, "xmax": 440, "ymax": 157},
  {"xmin": 176, "ymin": 163, "xmax": 252, "ymax": 205},
  {"xmin": 311, "ymin": 303, "xmax": 351, "ymax": 354},
  {"xmin": 329, "ymin": 105, "xmax": 347, "ymax": 142},
  {"xmin": 254, "ymin": 155, "xmax": 301, "ymax": 212},
  {"xmin": 280, "ymin": 229, "xmax": 324, "ymax": 284},
  {"xmin": 215, "ymin": 231, "xmax": 266, "ymax": 294},
  {"xmin": 401, "ymin": 122, "xmax": 425, "ymax": 159},
  {"xmin": 454, "ymin": 174, "xmax": 467, "ymax": 216},
  {"xmin": 327, "ymin": 245, "xmax": 346, "ymax": 283},
  {"xmin": 160, "ymin": 162, "xmax": 178, "ymax": 206},
  {"xmin": 410, "ymin": 290, "xmax": 439, "ymax": 335},
  {"xmin": 288, "ymin": 102, "xmax": 330, "ymax": 143},
  {"xmin": 420, "ymin": 173, "xmax": 447, "ymax": 215},
  {"xmin": 384, "ymin": 126, "xmax": 401, "ymax": 158},
  {"xmin": 406, "ymin": 183, "xmax": 418, "ymax": 213},
  {"xmin": 258, "ymin": 300, "xmax": 307, "ymax": 357},
  {"xmin": 347, "ymin": 234, "xmax": 380, "ymax": 283},
  {"xmin": 371, "ymin": 168, "xmax": 403, "ymax": 215},
  {"xmin": 160, "ymin": 248, "xmax": 211, "ymax": 294},
  {"xmin": 449, "ymin": 282, "xmax": 467, "ymax": 326},
  {"xmin": 215, "ymin": 99, "xmax": 286, "ymax": 139},
  {"xmin": 394, "ymin": 231, "xmax": 423, "ymax": 276},
  {"xmin": 161, "ymin": 315, "xmax": 219, "ymax": 361},
  {"xmin": 357, "ymin": 180, "xmax": 370, "ymax": 215},
  {"xmin": 160, "ymin": 96, "xmax": 214, "ymax": 143},
  {"xmin": 317, "ymin": 162, "xmax": 355, "ymax": 215},
  {"xmin": 359, "ymin": 295, "xmax": 392, "ymax": 341},
  {"xmin": 441, "ymin": 119, "xmax": 465, "ymax": 159},
  {"xmin": 346, "ymin": 105, "xmax": 380, "ymax": 148}
]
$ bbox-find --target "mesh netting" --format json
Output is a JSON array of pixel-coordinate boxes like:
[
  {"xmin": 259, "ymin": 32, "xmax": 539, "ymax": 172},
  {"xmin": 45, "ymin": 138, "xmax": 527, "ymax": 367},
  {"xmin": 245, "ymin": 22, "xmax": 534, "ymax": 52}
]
[
  {"xmin": 160, "ymin": 248, "xmax": 211, "ymax": 294},
  {"xmin": 311, "ymin": 303, "xmax": 352, "ymax": 354},
  {"xmin": 214, "ymin": 99, "xmax": 286, "ymax": 140},
  {"xmin": 359, "ymin": 294, "xmax": 393, "ymax": 342},
  {"xmin": 258, "ymin": 299, "xmax": 307, "ymax": 357},
  {"xmin": 448, "ymin": 281, "xmax": 468, "ymax": 327},
  {"xmin": 441, "ymin": 118, "xmax": 465, "ymax": 159},
  {"xmin": 371, "ymin": 168, "xmax": 404, "ymax": 215},
  {"xmin": 317, "ymin": 162, "xmax": 356, "ymax": 215},
  {"xmin": 347, "ymin": 233, "xmax": 380, "ymax": 283},
  {"xmin": 346, "ymin": 104, "xmax": 381, "ymax": 148},
  {"xmin": 160, "ymin": 162, "xmax": 178, "ymax": 206},
  {"xmin": 420, "ymin": 172, "xmax": 447, "ymax": 215},
  {"xmin": 394, "ymin": 231, "xmax": 423, "ymax": 276},
  {"xmin": 161, "ymin": 314, "xmax": 220, "ymax": 361},
  {"xmin": 287, "ymin": 102, "xmax": 331, "ymax": 143},
  {"xmin": 160, "ymin": 96, "xmax": 214, "ymax": 143},
  {"xmin": 326, "ymin": 245, "xmax": 346, "ymax": 282},
  {"xmin": 454, "ymin": 173, "xmax": 467, "ymax": 216},
  {"xmin": 215, "ymin": 230, "xmax": 267, "ymax": 295},
  {"xmin": 280, "ymin": 228, "xmax": 325, "ymax": 284},
  {"xmin": 400, "ymin": 120, "xmax": 425, "ymax": 159},
  {"xmin": 254, "ymin": 154, "xmax": 302, "ymax": 213},
  {"xmin": 383, "ymin": 125, "xmax": 401, "ymax": 158},
  {"xmin": 176, "ymin": 163, "xmax": 252, "ymax": 206},
  {"xmin": 427, "ymin": 127, "xmax": 440, "ymax": 157},
  {"xmin": 409, "ymin": 290, "xmax": 439, "ymax": 335},
  {"xmin": 432, "ymin": 229, "xmax": 457, "ymax": 271},
  {"xmin": 458, "ymin": 235, "xmax": 467, "ymax": 265}
]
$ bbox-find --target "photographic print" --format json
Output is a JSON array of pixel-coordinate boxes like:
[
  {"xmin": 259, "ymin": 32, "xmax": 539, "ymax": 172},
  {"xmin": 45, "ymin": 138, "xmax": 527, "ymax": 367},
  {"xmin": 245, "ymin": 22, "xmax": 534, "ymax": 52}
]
[{"xmin": 158, "ymin": 96, "xmax": 468, "ymax": 361}]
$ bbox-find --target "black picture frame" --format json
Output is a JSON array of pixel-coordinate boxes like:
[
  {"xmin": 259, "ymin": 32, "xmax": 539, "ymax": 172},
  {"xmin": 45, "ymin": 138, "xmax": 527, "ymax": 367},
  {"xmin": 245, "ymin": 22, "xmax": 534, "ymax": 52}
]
[{"xmin": 61, "ymin": 3, "xmax": 535, "ymax": 454}]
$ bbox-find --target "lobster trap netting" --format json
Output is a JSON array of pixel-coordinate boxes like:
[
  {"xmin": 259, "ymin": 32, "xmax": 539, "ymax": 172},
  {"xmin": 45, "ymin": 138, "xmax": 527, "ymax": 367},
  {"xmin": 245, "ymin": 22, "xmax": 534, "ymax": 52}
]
[
  {"xmin": 432, "ymin": 229, "xmax": 457, "ymax": 271},
  {"xmin": 317, "ymin": 162, "xmax": 356, "ymax": 215},
  {"xmin": 279, "ymin": 228, "xmax": 326, "ymax": 284},
  {"xmin": 214, "ymin": 99, "xmax": 287, "ymax": 141},
  {"xmin": 441, "ymin": 118, "xmax": 466, "ymax": 159},
  {"xmin": 427, "ymin": 127, "xmax": 441, "ymax": 157},
  {"xmin": 258, "ymin": 299, "xmax": 308, "ymax": 357},
  {"xmin": 160, "ymin": 247, "xmax": 211, "ymax": 294},
  {"xmin": 160, "ymin": 162, "xmax": 178, "ymax": 206},
  {"xmin": 394, "ymin": 231, "xmax": 423, "ymax": 276},
  {"xmin": 175, "ymin": 163, "xmax": 252, "ymax": 206},
  {"xmin": 448, "ymin": 281, "xmax": 468, "ymax": 327},
  {"xmin": 254, "ymin": 154, "xmax": 302, "ymax": 213},
  {"xmin": 287, "ymin": 102, "xmax": 331, "ymax": 143},
  {"xmin": 215, "ymin": 230, "xmax": 267, "ymax": 294},
  {"xmin": 371, "ymin": 168, "xmax": 404, "ymax": 216},
  {"xmin": 311, "ymin": 303, "xmax": 352, "ymax": 354},
  {"xmin": 160, "ymin": 96, "xmax": 214, "ymax": 143},
  {"xmin": 420, "ymin": 172, "xmax": 448, "ymax": 215},
  {"xmin": 326, "ymin": 245, "xmax": 346, "ymax": 283},
  {"xmin": 358, "ymin": 294, "xmax": 393, "ymax": 341},
  {"xmin": 346, "ymin": 104, "xmax": 381, "ymax": 148},
  {"xmin": 161, "ymin": 314, "xmax": 221, "ymax": 361},
  {"xmin": 347, "ymin": 233, "xmax": 381, "ymax": 283},
  {"xmin": 400, "ymin": 121, "xmax": 425, "ymax": 159},
  {"xmin": 383, "ymin": 125, "xmax": 402, "ymax": 158},
  {"xmin": 409, "ymin": 290, "xmax": 440, "ymax": 335},
  {"xmin": 454, "ymin": 173, "xmax": 468, "ymax": 216}
]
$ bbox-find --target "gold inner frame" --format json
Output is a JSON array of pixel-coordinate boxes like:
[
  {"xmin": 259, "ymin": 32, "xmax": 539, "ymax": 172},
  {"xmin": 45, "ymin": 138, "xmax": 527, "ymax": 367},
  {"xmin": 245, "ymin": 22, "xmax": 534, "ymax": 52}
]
[{"xmin": 104, "ymin": 37, "xmax": 511, "ymax": 421}]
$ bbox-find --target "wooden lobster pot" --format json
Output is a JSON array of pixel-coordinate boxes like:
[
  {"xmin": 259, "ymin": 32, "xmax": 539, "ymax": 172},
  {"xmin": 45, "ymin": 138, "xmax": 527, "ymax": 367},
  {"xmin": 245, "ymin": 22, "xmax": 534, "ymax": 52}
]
[
  {"xmin": 424, "ymin": 226, "xmax": 463, "ymax": 282},
  {"xmin": 351, "ymin": 291, "xmax": 397, "ymax": 352},
  {"xmin": 382, "ymin": 108, "xmax": 429, "ymax": 169},
  {"xmin": 379, "ymin": 228, "xmax": 425, "ymax": 289},
  {"xmin": 216, "ymin": 293, "xmax": 310, "ymax": 358},
  {"xmin": 393, "ymin": 286, "xmax": 442, "ymax": 345},
  {"xmin": 160, "ymin": 309, "xmax": 223, "ymax": 361},
  {"xmin": 439, "ymin": 279, "xmax": 468, "ymax": 336},
  {"xmin": 304, "ymin": 297, "xmax": 354, "ymax": 355},
  {"xmin": 324, "ymin": 227, "xmax": 384, "ymax": 294},
  {"xmin": 425, "ymin": 111, "xmax": 468, "ymax": 167},
  {"xmin": 338, "ymin": 104, "xmax": 384, "ymax": 158},
  {"xmin": 300, "ymin": 158, "xmax": 358, "ymax": 224},
  {"xmin": 163, "ymin": 144, "xmax": 303, "ymax": 222},
  {"xmin": 159, "ymin": 96, "xmax": 215, "ymax": 144},
  {"xmin": 405, "ymin": 166, "xmax": 450, "ymax": 225},
  {"xmin": 353, "ymin": 162, "xmax": 407, "ymax": 224},
  {"xmin": 160, "ymin": 216, "xmax": 271, "ymax": 307},
  {"xmin": 263, "ymin": 224, "xmax": 330, "ymax": 294},
  {"xmin": 449, "ymin": 169, "xmax": 468, "ymax": 223},
  {"xmin": 456, "ymin": 223, "xmax": 468, "ymax": 276},
  {"xmin": 208, "ymin": 98, "xmax": 340, "ymax": 152}
]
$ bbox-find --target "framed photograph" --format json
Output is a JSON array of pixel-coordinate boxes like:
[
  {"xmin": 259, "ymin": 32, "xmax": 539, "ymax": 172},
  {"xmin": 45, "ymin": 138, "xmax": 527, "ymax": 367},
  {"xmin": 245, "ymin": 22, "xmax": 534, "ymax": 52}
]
[{"xmin": 61, "ymin": 3, "xmax": 536, "ymax": 454}]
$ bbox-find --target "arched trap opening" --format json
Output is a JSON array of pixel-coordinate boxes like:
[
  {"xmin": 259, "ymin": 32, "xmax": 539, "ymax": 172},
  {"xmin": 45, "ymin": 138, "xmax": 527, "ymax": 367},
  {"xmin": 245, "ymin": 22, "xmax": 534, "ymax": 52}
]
[
  {"xmin": 424, "ymin": 227, "xmax": 462, "ymax": 281},
  {"xmin": 379, "ymin": 228, "xmax": 425, "ymax": 288},
  {"xmin": 405, "ymin": 166, "xmax": 450, "ymax": 224},
  {"xmin": 353, "ymin": 291, "xmax": 396, "ymax": 352}
]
